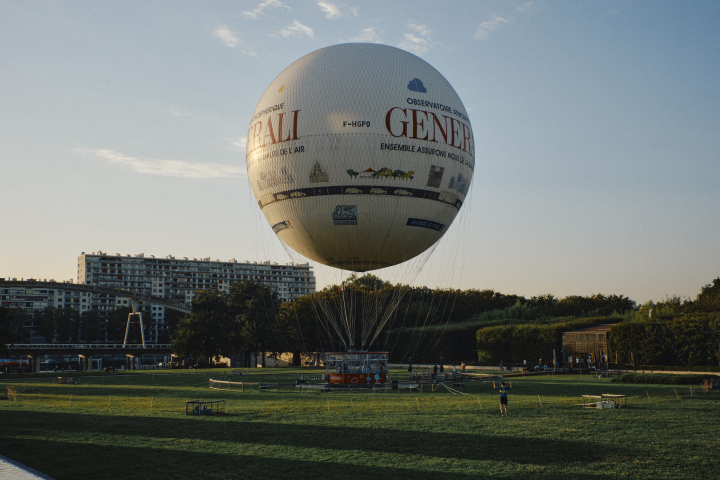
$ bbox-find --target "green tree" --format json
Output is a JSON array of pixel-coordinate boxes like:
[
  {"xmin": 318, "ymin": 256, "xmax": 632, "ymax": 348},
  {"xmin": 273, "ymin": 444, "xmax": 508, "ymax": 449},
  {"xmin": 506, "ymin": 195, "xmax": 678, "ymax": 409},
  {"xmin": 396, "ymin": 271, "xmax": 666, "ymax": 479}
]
[
  {"xmin": 688, "ymin": 278, "xmax": 720, "ymax": 313},
  {"xmin": 171, "ymin": 281, "xmax": 283, "ymax": 365},
  {"xmin": 55, "ymin": 307, "xmax": 79, "ymax": 343},
  {"xmin": 0, "ymin": 307, "xmax": 28, "ymax": 354},
  {"xmin": 35, "ymin": 307, "xmax": 58, "ymax": 343},
  {"xmin": 106, "ymin": 307, "xmax": 132, "ymax": 342},
  {"xmin": 348, "ymin": 273, "xmax": 391, "ymax": 290},
  {"xmin": 229, "ymin": 281, "xmax": 282, "ymax": 366},
  {"xmin": 160, "ymin": 308, "xmax": 187, "ymax": 343},
  {"xmin": 171, "ymin": 310, "xmax": 241, "ymax": 362},
  {"xmin": 274, "ymin": 294, "xmax": 321, "ymax": 365},
  {"xmin": 79, "ymin": 309, "xmax": 104, "ymax": 343}
]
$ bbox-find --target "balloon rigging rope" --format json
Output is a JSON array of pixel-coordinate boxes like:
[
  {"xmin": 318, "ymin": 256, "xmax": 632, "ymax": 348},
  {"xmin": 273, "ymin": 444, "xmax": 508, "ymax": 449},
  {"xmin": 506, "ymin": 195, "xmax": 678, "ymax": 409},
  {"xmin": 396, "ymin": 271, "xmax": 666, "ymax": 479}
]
[{"xmin": 255, "ymin": 175, "xmax": 473, "ymax": 358}]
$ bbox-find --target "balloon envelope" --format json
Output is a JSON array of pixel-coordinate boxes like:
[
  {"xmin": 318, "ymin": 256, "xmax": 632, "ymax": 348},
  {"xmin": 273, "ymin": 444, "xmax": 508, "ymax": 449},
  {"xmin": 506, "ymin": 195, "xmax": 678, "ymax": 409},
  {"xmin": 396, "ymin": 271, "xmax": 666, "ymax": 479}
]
[{"xmin": 247, "ymin": 43, "xmax": 474, "ymax": 272}]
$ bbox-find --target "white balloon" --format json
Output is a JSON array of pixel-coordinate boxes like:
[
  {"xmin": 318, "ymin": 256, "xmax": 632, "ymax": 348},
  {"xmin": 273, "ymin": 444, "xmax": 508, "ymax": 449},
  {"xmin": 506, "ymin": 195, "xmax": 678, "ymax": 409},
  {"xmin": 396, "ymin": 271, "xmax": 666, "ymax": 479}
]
[{"xmin": 247, "ymin": 44, "xmax": 474, "ymax": 272}]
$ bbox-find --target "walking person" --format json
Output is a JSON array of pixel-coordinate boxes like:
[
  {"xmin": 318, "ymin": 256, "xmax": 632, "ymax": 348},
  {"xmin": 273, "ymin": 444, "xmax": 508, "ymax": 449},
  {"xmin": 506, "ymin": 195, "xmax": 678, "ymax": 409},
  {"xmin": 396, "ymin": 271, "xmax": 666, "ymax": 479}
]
[
  {"xmin": 493, "ymin": 380, "xmax": 513, "ymax": 416},
  {"xmin": 461, "ymin": 360, "xmax": 466, "ymax": 373}
]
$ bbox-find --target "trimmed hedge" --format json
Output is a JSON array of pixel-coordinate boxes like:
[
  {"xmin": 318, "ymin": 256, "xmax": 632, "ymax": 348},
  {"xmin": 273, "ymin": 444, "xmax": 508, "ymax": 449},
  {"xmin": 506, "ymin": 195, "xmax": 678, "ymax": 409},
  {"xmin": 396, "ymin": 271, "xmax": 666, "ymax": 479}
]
[
  {"xmin": 611, "ymin": 373, "xmax": 718, "ymax": 385},
  {"xmin": 475, "ymin": 317, "xmax": 622, "ymax": 364},
  {"xmin": 386, "ymin": 322, "xmax": 479, "ymax": 364},
  {"xmin": 607, "ymin": 314, "xmax": 720, "ymax": 367}
]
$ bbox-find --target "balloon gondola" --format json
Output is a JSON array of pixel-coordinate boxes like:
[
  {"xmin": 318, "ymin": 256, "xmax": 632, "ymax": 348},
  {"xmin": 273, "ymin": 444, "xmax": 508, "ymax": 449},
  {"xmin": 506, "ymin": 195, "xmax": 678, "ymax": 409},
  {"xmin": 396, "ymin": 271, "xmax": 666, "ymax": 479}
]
[{"xmin": 324, "ymin": 351, "xmax": 389, "ymax": 386}]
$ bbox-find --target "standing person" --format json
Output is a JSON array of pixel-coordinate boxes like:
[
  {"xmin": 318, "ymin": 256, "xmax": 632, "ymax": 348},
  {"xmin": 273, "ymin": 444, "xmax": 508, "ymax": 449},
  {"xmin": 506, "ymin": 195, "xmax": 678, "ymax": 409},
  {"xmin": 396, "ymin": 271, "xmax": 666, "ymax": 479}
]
[
  {"xmin": 432, "ymin": 364, "xmax": 438, "ymax": 380},
  {"xmin": 461, "ymin": 360, "xmax": 466, "ymax": 373},
  {"xmin": 499, "ymin": 360, "xmax": 503, "ymax": 371},
  {"xmin": 493, "ymin": 380, "xmax": 513, "ymax": 416}
]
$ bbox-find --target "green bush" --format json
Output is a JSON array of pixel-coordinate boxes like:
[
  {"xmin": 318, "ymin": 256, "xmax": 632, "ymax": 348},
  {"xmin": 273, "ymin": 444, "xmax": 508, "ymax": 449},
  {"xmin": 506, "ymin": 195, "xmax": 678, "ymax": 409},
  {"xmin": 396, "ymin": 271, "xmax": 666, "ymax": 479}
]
[
  {"xmin": 475, "ymin": 317, "xmax": 622, "ymax": 364},
  {"xmin": 386, "ymin": 321, "xmax": 479, "ymax": 364},
  {"xmin": 611, "ymin": 373, "xmax": 717, "ymax": 385},
  {"xmin": 607, "ymin": 314, "xmax": 720, "ymax": 367}
]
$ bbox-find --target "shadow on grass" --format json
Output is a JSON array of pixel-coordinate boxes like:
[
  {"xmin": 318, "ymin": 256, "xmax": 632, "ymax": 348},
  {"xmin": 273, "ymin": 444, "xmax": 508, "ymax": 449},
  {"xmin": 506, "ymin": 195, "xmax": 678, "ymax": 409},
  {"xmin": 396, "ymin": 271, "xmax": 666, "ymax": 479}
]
[
  {"xmin": 0, "ymin": 436, "xmax": 623, "ymax": 480},
  {"xmin": 0, "ymin": 410, "xmax": 635, "ymax": 472}
]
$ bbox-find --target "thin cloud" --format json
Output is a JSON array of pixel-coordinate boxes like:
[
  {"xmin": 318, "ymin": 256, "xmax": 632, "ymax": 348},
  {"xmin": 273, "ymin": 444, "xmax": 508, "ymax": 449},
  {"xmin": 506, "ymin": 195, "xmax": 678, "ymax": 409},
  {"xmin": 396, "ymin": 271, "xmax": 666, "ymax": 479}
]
[
  {"xmin": 228, "ymin": 136, "xmax": 247, "ymax": 152},
  {"xmin": 343, "ymin": 27, "xmax": 381, "ymax": 43},
  {"xmin": 243, "ymin": 0, "xmax": 290, "ymax": 19},
  {"xmin": 318, "ymin": 1, "xmax": 341, "ymax": 19},
  {"xmin": 212, "ymin": 25, "xmax": 258, "ymax": 56},
  {"xmin": 516, "ymin": 1, "xmax": 535, "ymax": 13},
  {"xmin": 318, "ymin": 2, "xmax": 358, "ymax": 19},
  {"xmin": 276, "ymin": 20, "xmax": 314, "ymax": 38},
  {"xmin": 473, "ymin": 2, "xmax": 534, "ymax": 41},
  {"xmin": 472, "ymin": 14, "xmax": 509, "ymax": 40},
  {"xmin": 213, "ymin": 26, "xmax": 240, "ymax": 46},
  {"xmin": 399, "ymin": 23, "xmax": 432, "ymax": 54},
  {"xmin": 75, "ymin": 149, "xmax": 246, "ymax": 179},
  {"xmin": 171, "ymin": 109, "xmax": 191, "ymax": 117}
]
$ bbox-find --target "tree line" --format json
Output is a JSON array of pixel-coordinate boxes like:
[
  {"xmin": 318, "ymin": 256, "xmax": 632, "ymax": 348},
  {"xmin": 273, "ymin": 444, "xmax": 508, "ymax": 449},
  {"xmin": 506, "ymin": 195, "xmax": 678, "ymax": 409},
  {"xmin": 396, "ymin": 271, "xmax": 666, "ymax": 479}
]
[
  {"xmin": 0, "ymin": 305, "xmax": 185, "ymax": 350},
  {"xmin": 605, "ymin": 278, "xmax": 720, "ymax": 367},
  {"xmin": 471, "ymin": 278, "xmax": 720, "ymax": 368},
  {"xmin": 5, "ymin": 275, "xmax": 719, "ymax": 368},
  {"xmin": 167, "ymin": 274, "xmax": 642, "ymax": 366}
]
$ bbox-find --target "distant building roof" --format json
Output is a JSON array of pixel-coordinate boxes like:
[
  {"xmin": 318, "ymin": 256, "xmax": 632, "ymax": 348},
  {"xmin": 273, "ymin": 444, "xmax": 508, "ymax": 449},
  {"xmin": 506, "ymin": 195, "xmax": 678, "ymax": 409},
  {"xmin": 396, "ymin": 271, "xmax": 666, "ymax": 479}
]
[{"xmin": 564, "ymin": 324, "xmax": 615, "ymax": 334}]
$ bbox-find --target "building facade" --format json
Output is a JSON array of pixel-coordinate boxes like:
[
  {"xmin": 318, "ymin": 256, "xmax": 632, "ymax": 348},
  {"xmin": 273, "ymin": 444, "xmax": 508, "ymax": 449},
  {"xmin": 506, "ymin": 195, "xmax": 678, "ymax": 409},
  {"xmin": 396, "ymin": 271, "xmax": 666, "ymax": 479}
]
[
  {"xmin": 1, "ymin": 252, "xmax": 316, "ymax": 343},
  {"xmin": 561, "ymin": 324, "xmax": 612, "ymax": 368},
  {"xmin": 78, "ymin": 251, "xmax": 316, "ymax": 326}
]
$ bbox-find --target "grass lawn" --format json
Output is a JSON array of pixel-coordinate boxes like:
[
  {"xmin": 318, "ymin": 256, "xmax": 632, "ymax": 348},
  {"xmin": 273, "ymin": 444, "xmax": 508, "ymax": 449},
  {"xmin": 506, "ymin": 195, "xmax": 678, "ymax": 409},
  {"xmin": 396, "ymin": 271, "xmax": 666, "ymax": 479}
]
[{"xmin": 1, "ymin": 369, "xmax": 718, "ymax": 479}]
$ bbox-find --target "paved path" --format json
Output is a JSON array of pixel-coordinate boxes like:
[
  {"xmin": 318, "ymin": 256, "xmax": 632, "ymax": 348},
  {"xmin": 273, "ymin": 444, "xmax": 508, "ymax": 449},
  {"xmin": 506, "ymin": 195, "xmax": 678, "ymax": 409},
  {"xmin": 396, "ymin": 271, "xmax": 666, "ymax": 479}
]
[{"xmin": 0, "ymin": 454, "xmax": 55, "ymax": 480}]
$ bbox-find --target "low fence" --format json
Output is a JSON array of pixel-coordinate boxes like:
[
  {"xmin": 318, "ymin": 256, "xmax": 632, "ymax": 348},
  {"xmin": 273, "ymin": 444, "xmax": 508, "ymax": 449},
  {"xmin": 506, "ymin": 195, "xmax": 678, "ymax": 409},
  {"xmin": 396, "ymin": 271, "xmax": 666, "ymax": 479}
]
[
  {"xmin": 1, "ymin": 383, "xmax": 714, "ymax": 416},
  {"xmin": 209, "ymin": 376, "xmax": 497, "ymax": 394},
  {"xmin": 4, "ymin": 391, "xmax": 186, "ymax": 412}
]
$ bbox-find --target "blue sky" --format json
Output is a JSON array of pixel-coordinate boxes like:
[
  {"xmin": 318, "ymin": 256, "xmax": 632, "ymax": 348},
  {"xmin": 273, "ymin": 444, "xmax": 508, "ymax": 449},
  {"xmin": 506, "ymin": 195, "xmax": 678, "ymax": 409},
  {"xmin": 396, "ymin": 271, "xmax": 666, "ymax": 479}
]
[{"xmin": 1, "ymin": 1, "xmax": 719, "ymax": 303}]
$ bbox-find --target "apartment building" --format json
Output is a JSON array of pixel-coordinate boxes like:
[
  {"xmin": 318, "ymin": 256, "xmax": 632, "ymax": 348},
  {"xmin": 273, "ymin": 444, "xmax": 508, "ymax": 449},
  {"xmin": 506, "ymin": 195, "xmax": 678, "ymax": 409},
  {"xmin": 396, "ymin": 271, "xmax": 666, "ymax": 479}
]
[
  {"xmin": 0, "ymin": 280, "xmax": 132, "ymax": 342},
  {"xmin": 78, "ymin": 251, "xmax": 316, "ymax": 325},
  {"xmin": 1, "ymin": 253, "xmax": 316, "ymax": 343},
  {"xmin": 0, "ymin": 281, "xmax": 100, "ymax": 313}
]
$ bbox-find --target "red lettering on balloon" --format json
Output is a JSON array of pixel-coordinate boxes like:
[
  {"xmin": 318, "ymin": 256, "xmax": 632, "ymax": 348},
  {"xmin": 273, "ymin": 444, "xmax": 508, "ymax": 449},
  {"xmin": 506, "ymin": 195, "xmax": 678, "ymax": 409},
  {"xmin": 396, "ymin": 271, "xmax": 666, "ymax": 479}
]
[
  {"xmin": 410, "ymin": 109, "xmax": 429, "ymax": 141},
  {"xmin": 385, "ymin": 107, "xmax": 472, "ymax": 157},
  {"xmin": 247, "ymin": 109, "xmax": 301, "ymax": 154},
  {"xmin": 263, "ymin": 116, "xmax": 277, "ymax": 146},
  {"xmin": 462, "ymin": 123, "xmax": 471, "ymax": 154},
  {"xmin": 429, "ymin": 112, "xmax": 447, "ymax": 144},
  {"xmin": 385, "ymin": 107, "xmax": 408, "ymax": 138},
  {"xmin": 292, "ymin": 110, "xmax": 300, "ymax": 140}
]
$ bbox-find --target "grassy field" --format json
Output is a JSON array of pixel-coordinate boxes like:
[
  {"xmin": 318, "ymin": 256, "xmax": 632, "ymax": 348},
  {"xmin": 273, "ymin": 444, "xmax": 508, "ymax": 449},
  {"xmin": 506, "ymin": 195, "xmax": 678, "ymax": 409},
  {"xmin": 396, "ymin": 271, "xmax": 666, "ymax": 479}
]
[{"xmin": 1, "ymin": 369, "xmax": 718, "ymax": 479}]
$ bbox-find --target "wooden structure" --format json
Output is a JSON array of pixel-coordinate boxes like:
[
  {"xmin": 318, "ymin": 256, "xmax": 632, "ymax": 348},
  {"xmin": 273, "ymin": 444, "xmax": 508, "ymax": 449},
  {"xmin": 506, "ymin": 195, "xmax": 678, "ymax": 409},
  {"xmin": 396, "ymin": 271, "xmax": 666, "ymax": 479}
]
[
  {"xmin": 702, "ymin": 379, "xmax": 719, "ymax": 392},
  {"xmin": 55, "ymin": 377, "xmax": 81, "ymax": 385},
  {"xmin": 4, "ymin": 386, "xmax": 16, "ymax": 401},
  {"xmin": 562, "ymin": 324, "xmax": 613, "ymax": 369},
  {"xmin": 185, "ymin": 399, "xmax": 225, "ymax": 415},
  {"xmin": 325, "ymin": 352, "xmax": 389, "ymax": 386},
  {"xmin": 580, "ymin": 394, "xmax": 627, "ymax": 409}
]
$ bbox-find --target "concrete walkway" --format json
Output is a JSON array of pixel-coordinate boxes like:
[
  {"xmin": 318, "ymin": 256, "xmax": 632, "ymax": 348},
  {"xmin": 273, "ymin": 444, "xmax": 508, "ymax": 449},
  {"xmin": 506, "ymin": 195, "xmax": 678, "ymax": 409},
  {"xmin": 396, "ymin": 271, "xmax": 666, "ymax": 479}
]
[{"xmin": 0, "ymin": 454, "xmax": 55, "ymax": 480}]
